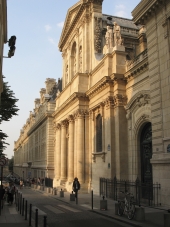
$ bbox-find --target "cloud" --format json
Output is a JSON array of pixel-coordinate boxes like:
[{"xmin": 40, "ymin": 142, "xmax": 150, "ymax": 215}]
[
  {"xmin": 48, "ymin": 37, "xmax": 58, "ymax": 47},
  {"xmin": 115, "ymin": 4, "xmax": 127, "ymax": 17},
  {"xmin": 57, "ymin": 21, "xmax": 64, "ymax": 28},
  {"xmin": 45, "ymin": 24, "xmax": 52, "ymax": 32}
]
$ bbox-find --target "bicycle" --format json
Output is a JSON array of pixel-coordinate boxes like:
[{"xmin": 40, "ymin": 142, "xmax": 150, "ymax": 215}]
[{"xmin": 117, "ymin": 191, "xmax": 136, "ymax": 220}]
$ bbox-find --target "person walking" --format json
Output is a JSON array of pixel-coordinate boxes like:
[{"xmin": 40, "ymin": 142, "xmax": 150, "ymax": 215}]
[
  {"xmin": 20, "ymin": 179, "xmax": 23, "ymax": 189},
  {"xmin": 0, "ymin": 185, "xmax": 5, "ymax": 209},
  {"xmin": 72, "ymin": 177, "xmax": 80, "ymax": 199}
]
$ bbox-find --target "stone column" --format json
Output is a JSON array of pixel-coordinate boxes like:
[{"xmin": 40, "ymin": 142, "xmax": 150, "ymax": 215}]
[
  {"xmin": 60, "ymin": 120, "xmax": 67, "ymax": 181},
  {"xmin": 76, "ymin": 110, "xmax": 85, "ymax": 183},
  {"xmin": 68, "ymin": 115, "xmax": 74, "ymax": 182},
  {"xmin": 55, "ymin": 123, "xmax": 61, "ymax": 180}
]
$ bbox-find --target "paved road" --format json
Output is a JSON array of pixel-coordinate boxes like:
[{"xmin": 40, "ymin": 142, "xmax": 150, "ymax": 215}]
[{"xmin": 20, "ymin": 188, "xmax": 132, "ymax": 227}]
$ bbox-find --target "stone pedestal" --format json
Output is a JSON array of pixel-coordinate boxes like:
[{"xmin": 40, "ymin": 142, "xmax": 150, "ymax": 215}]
[
  {"xmin": 53, "ymin": 188, "xmax": 57, "ymax": 195},
  {"xmin": 115, "ymin": 203, "xmax": 119, "ymax": 215},
  {"xmin": 134, "ymin": 207, "xmax": 145, "ymax": 221},
  {"xmin": 60, "ymin": 190, "xmax": 64, "ymax": 197},
  {"xmin": 70, "ymin": 193, "xmax": 75, "ymax": 201},
  {"xmin": 164, "ymin": 213, "xmax": 170, "ymax": 227},
  {"xmin": 100, "ymin": 200, "xmax": 107, "ymax": 210}
]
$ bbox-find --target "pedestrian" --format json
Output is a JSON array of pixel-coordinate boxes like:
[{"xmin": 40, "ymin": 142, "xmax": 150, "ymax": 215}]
[
  {"xmin": 20, "ymin": 179, "xmax": 23, "ymax": 189},
  {"xmin": 37, "ymin": 177, "xmax": 41, "ymax": 185},
  {"xmin": 0, "ymin": 185, "xmax": 5, "ymax": 208},
  {"xmin": 72, "ymin": 177, "xmax": 80, "ymax": 199},
  {"xmin": 7, "ymin": 183, "xmax": 15, "ymax": 205}
]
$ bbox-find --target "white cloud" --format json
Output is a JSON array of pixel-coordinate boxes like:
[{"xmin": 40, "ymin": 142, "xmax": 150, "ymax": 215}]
[
  {"xmin": 57, "ymin": 21, "xmax": 64, "ymax": 28},
  {"xmin": 116, "ymin": 4, "xmax": 125, "ymax": 10},
  {"xmin": 48, "ymin": 37, "xmax": 58, "ymax": 47},
  {"xmin": 45, "ymin": 24, "xmax": 52, "ymax": 32},
  {"xmin": 115, "ymin": 4, "xmax": 127, "ymax": 17}
]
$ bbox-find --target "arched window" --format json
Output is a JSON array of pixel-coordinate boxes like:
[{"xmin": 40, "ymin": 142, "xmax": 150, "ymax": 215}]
[
  {"xmin": 65, "ymin": 65, "xmax": 68, "ymax": 85},
  {"xmin": 71, "ymin": 42, "xmax": 76, "ymax": 79},
  {"xmin": 79, "ymin": 46, "xmax": 82, "ymax": 72},
  {"xmin": 96, "ymin": 114, "xmax": 102, "ymax": 152}
]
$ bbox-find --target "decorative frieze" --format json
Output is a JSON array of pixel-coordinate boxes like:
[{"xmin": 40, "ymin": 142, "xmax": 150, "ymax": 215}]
[{"xmin": 94, "ymin": 17, "xmax": 102, "ymax": 53}]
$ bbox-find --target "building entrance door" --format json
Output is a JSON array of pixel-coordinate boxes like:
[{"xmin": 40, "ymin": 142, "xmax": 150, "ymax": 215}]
[{"xmin": 140, "ymin": 122, "xmax": 153, "ymax": 185}]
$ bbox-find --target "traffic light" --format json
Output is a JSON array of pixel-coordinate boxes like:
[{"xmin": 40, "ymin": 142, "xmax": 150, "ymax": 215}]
[{"xmin": 8, "ymin": 36, "xmax": 16, "ymax": 58}]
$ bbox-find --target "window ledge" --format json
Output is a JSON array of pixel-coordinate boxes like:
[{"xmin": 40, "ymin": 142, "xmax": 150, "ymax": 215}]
[{"xmin": 92, "ymin": 151, "xmax": 106, "ymax": 162}]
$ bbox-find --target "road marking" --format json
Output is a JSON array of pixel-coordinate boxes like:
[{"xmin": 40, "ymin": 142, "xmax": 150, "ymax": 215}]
[
  {"xmin": 58, "ymin": 205, "xmax": 81, "ymax": 212},
  {"xmin": 9, "ymin": 207, "xmax": 18, "ymax": 214},
  {"xmin": 81, "ymin": 204, "xmax": 98, "ymax": 209},
  {"xmin": 44, "ymin": 205, "xmax": 64, "ymax": 214},
  {"xmin": 32, "ymin": 206, "xmax": 47, "ymax": 216}
]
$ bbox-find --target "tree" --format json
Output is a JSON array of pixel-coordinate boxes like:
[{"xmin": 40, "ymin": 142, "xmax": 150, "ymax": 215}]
[
  {"xmin": 0, "ymin": 77, "xmax": 19, "ymax": 124},
  {"xmin": 0, "ymin": 77, "xmax": 19, "ymax": 152}
]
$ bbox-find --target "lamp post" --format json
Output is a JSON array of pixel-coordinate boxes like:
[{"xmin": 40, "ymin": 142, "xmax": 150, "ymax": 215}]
[{"xmin": 23, "ymin": 170, "xmax": 24, "ymax": 182}]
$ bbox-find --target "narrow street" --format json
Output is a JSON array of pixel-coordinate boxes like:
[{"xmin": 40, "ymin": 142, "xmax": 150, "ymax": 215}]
[{"xmin": 19, "ymin": 187, "xmax": 132, "ymax": 227}]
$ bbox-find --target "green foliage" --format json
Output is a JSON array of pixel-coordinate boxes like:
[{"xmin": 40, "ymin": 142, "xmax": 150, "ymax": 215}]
[
  {"xmin": 0, "ymin": 78, "xmax": 19, "ymax": 124},
  {"xmin": 0, "ymin": 77, "xmax": 19, "ymax": 153},
  {"xmin": 0, "ymin": 130, "xmax": 9, "ymax": 155}
]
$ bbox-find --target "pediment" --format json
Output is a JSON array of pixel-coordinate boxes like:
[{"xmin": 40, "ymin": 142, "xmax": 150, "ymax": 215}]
[{"xmin": 58, "ymin": 1, "xmax": 83, "ymax": 51}]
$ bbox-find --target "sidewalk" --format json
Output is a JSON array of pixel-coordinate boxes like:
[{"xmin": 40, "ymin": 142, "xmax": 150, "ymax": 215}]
[
  {"xmin": 43, "ymin": 189, "xmax": 167, "ymax": 227},
  {"xmin": 0, "ymin": 186, "xmax": 169, "ymax": 227}
]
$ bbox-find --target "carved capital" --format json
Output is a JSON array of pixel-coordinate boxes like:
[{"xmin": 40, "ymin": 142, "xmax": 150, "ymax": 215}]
[
  {"xmin": 104, "ymin": 96, "xmax": 114, "ymax": 109},
  {"xmin": 68, "ymin": 115, "xmax": 74, "ymax": 123},
  {"xmin": 61, "ymin": 120, "xmax": 68, "ymax": 128},
  {"xmin": 114, "ymin": 94, "xmax": 127, "ymax": 107}
]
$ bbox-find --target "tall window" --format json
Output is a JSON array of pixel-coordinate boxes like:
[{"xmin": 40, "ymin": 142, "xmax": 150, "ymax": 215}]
[
  {"xmin": 96, "ymin": 114, "xmax": 102, "ymax": 152},
  {"xmin": 71, "ymin": 42, "xmax": 76, "ymax": 79}
]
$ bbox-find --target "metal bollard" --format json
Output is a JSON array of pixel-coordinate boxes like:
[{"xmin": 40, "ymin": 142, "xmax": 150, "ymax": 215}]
[
  {"xmin": 22, "ymin": 198, "xmax": 24, "ymax": 216},
  {"xmin": 25, "ymin": 200, "xmax": 27, "ymax": 220},
  {"xmin": 43, "ymin": 215, "xmax": 47, "ymax": 227},
  {"xmin": 29, "ymin": 204, "xmax": 32, "ymax": 227},
  {"xmin": 91, "ymin": 190, "xmax": 93, "ymax": 210},
  {"xmin": 20, "ymin": 193, "xmax": 22, "ymax": 214},
  {"xmin": 0, "ymin": 198, "xmax": 1, "ymax": 216},
  {"xmin": 18, "ymin": 197, "xmax": 19, "ymax": 211},
  {"xmin": 35, "ymin": 208, "xmax": 38, "ymax": 227}
]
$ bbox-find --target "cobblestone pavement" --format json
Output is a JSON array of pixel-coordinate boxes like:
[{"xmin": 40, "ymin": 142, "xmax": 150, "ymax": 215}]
[{"xmin": 19, "ymin": 188, "xmax": 133, "ymax": 227}]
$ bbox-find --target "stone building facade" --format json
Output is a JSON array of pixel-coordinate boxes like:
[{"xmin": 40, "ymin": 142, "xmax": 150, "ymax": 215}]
[
  {"xmin": 13, "ymin": 78, "xmax": 62, "ymax": 180},
  {"xmin": 14, "ymin": 0, "xmax": 170, "ymax": 206},
  {"xmin": 0, "ymin": 0, "xmax": 7, "ymax": 102}
]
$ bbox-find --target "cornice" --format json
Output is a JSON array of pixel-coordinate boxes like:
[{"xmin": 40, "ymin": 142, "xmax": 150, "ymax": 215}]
[
  {"xmin": 27, "ymin": 112, "xmax": 53, "ymax": 136},
  {"xmin": 132, "ymin": 0, "xmax": 165, "ymax": 25},
  {"xmin": 59, "ymin": 3, "xmax": 85, "ymax": 51},
  {"xmin": 86, "ymin": 76, "xmax": 113, "ymax": 99},
  {"xmin": 53, "ymin": 92, "xmax": 89, "ymax": 118},
  {"xmin": 125, "ymin": 49, "xmax": 148, "ymax": 80}
]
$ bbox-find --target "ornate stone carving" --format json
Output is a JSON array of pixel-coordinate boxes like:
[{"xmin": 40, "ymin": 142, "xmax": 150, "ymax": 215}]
[
  {"xmin": 104, "ymin": 96, "xmax": 114, "ymax": 109},
  {"xmin": 68, "ymin": 115, "xmax": 74, "ymax": 123},
  {"xmin": 113, "ymin": 22, "xmax": 123, "ymax": 46},
  {"xmin": 114, "ymin": 94, "xmax": 127, "ymax": 107},
  {"xmin": 136, "ymin": 94, "xmax": 150, "ymax": 107},
  {"xmin": 94, "ymin": 17, "xmax": 102, "ymax": 53},
  {"xmin": 105, "ymin": 26, "xmax": 113, "ymax": 49}
]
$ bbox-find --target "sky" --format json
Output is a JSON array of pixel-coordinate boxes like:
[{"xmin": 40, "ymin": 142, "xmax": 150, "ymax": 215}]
[{"xmin": 2, "ymin": 0, "xmax": 141, "ymax": 159}]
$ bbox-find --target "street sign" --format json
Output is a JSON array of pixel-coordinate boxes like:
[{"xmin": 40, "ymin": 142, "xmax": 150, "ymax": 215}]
[{"xmin": 0, "ymin": 158, "xmax": 7, "ymax": 166}]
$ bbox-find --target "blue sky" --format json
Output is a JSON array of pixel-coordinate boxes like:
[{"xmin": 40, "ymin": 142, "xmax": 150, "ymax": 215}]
[{"xmin": 2, "ymin": 0, "xmax": 140, "ymax": 158}]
